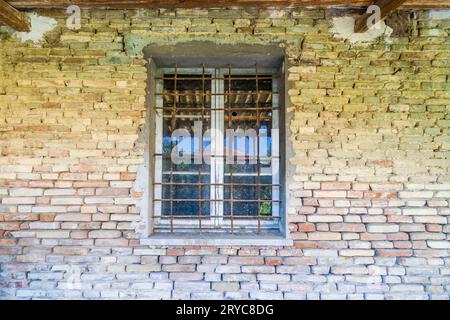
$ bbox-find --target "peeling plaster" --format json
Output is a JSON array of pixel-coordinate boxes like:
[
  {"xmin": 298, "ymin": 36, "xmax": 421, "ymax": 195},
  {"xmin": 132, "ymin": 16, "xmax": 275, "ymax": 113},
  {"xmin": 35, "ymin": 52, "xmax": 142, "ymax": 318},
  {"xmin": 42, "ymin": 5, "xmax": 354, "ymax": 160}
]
[
  {"xmin": 267, "ymin": 9, "xmax": 289, "ymax": 19},
  {"xmin": 331, "ymin": 16, "xmax": 393, "ymax": 45},
  {"xmin": 14, "ymin": 12, "xmax": 57, "ymax": 43},
  {"xmin": 131, "ymin": 156, "xmax": 149, "ymax": 236},
  {"xmin": 124, "ymin": 33, "xmax": 304, "ymax": 63},
  {"xmin": 131, "ymin": 121, "xmax": 151, "ymax": 236}
]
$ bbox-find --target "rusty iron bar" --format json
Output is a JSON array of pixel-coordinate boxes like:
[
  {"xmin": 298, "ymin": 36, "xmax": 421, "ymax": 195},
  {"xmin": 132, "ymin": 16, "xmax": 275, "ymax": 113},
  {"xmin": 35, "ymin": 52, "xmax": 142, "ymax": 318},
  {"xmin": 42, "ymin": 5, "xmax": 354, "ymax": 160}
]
[
  {"xmin": 155, "ymin": 153, "xmax": 279, "ymax": 160},
  {"xmin": 156, "ymin": 106, "xmax": 279, "ymax": 111},
  {"xmin": 154, "ymin": 182, "xmax": 281, "ymax": 187},
  {"xmin": 198, "ymin": 65, "xmax": 206, "ymax": 231},
  {"xmin": 156, "ymin": 76, "xmax": 278, "ymax": 81},
  {"xmin": 161, "ymin": 116, "xmax": 272, "ymax": 121},
  {"xmin": 158, "ymin": 215, "xmax": 280, "ymax": 220},
  {"xmin": 168, "ymin": 64, "xmax": 178, "ymax": 232},
  {"xmin": 227, "ymin": 64, "xmax": 234, "ymax": 234},
  {"xmin": 154, "ymin": 199, "xmax": 280, "ymax": 203},
  {"xmin": 255, "ymin": 64, "xmax": 261, "ymax": 233},
  {"xmin": 156, "ymin": 92, "xmax": 279, "ymax": 96},
  {"xmin": 161, "ymin": 115, "xmax": 272, "ymax": 121}
]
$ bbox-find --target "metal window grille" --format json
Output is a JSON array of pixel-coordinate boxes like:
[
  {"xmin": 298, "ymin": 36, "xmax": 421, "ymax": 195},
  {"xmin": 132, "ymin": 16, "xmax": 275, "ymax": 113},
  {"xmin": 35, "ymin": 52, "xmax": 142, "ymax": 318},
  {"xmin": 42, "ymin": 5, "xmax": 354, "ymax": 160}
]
[{"xmin": 152, "ymin": 64, "xmax": 281, "ymax": 234}]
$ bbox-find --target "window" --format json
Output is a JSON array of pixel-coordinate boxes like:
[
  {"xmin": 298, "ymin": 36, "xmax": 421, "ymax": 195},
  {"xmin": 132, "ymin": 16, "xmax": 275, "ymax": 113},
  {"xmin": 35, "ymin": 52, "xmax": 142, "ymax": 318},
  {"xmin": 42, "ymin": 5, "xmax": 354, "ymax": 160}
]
[{"xmin": 151, "ymin": 64, "xmax": 282, "ymax": 235}]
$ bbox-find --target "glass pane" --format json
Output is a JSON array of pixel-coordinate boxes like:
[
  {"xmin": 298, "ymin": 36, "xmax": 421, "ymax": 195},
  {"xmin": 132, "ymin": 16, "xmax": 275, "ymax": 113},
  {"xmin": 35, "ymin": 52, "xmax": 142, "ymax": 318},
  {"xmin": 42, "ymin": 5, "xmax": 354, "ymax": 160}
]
[
  {"xmin": 162, "ymin": 174, "xmax": 210, "ymax": 217},
  {"xmin": 161, "ymin": 74, "xmax": 211, "ymax": 217},
  {"xmin": 223, "ymin": 75, "xmax": 274, "ymax": 217}
]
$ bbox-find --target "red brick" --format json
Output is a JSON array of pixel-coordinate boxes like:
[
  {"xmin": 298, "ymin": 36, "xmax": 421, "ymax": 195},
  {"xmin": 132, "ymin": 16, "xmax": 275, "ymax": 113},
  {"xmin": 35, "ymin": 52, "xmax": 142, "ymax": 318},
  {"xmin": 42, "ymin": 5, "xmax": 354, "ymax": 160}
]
[
  {"xmin": 377, "ymin": 249, "xmax": 413, "ymax": 257},
  {"xmin": 364, "ymin": 192, "xmax": 398, "ymax": 199},
  {"xmin": 265, "ymin": 257, "xmax": 283, "ymax": 265},
  {"xmin": 367, "ymin": 160, "xmax": 393, "ymax": 167},
  {"xmin": 393, "ymin": 241, "xmax": 413, "ymax": 249},
  {"xmin": 228, "ymin": 257, "xmax": 264, "ymax": 265},
  {"xmin": 53, "ymin": 247, "xmax": 89, "ymax": 255},
  {"xmin": 73, "ymin": 181, "xmax": 109, "ymax": 188},
  {"xmin": 303, "ymin": 198, "xmax": 319, "ymax": 206},
  {"xmin": 29, "ymin": 181, "xmax": 54, "ymax": 188},
  {"xmin": 298, "ymin": 223, "xmax": 316, "ymax": 232},
  {"xmin": 120, "ymin": 173, "xmax": 136, "ymax": 180},
  {"xmin": 3, "ymin": 214, "xmax": 39, "ymax": 222},
  {"xmin": 0, "ymin": 239, "xmax": 17, "ymax": 246},
  {"xmin": 293, "ymin": 241, "xmax": 319, "ymax": 249},
  {"xmin": 321, "ymin": 182, "xmax": 351, "ymax": 190},
  {"xmin": 36, "ymin": 197, "xmax": 50, "ymax": 205},
  {"xmin": 167, "ymin": 248, "xmax": 184, "ymax": 256},
  {"xmin": 330, "ymin": 223, "xmax": 366, "ymax": 232},
  {"xmin": 39, "ymin": 214, "xmax": 55, "ymax": 222},
  {"xmin": 426, "ymin": 224, "xmax": 442, "ymax": 232}
]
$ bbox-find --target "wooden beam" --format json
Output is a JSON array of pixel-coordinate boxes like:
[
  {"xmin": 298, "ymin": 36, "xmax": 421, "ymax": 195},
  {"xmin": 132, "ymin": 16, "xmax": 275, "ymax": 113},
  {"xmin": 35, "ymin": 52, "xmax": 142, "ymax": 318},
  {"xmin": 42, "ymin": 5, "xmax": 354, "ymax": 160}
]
[
  {"xmin": 0, "ymin": 0, "xmax": 30, "ymax": 32},
  {"xmin": 6, "ymin": 0, "xmax": 450, "ymax": 10},
  {"xmin": 354, "ymin": 0, "xmax": 408, "ymax": 33}
]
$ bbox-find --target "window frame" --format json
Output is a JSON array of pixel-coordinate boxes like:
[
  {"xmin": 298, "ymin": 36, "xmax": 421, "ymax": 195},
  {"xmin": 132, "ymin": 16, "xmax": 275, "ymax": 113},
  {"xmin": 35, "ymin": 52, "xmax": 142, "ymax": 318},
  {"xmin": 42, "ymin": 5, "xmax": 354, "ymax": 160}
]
[{"xmin": 152, "ymin": 66, "xmax": 281, "ymax": 233}]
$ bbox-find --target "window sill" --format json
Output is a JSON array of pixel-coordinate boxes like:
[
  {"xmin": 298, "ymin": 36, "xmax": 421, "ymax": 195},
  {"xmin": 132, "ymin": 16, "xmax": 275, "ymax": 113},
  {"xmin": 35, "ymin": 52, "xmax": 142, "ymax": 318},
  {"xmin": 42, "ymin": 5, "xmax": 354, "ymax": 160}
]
[{"xmin": 140, "ymin": 232, "xmax": 293, "ymax": 247}]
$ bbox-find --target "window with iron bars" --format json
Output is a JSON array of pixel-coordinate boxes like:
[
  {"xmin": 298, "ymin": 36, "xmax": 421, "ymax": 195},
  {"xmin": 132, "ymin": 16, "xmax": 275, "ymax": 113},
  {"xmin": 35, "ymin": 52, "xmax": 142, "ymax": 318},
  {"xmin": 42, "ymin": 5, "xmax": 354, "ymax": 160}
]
[{"xmin": 152, "ymin": 64, "xmax": 281, "ymax": 234}]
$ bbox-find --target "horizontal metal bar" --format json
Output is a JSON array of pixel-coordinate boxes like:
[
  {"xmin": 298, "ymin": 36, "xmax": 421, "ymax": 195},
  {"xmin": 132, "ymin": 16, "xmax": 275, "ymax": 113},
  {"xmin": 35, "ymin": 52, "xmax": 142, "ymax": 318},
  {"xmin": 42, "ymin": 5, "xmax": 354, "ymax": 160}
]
[
  {"xmin": 155, "ymin": 106, "xmax": 279, "ymax": 111},
  {"xmin": 161, "ymin": 116, "xmax": 273, "ymax": 121},
  {"xmin": 154, "ymin": 182, "xmax": 280, "ymax": 187},
  {"xmin": 156, "ymin": 76, "xmax": 279, "ymax": 81},
  {"xmin": 154, "ymin": 199, "xmax": 280, "ymax": 203},
  {"xmin": 158, "ymin": 172, "xmax": 274, "ymax": 177},
  {"xmin": 158, "ymin": 215, "xmax": 280, "ymax": 220},
  {"xmin": 155, "ymin": 92, "xmax": 279, "ymax": 96},
  {"xmin": 159, "ymin": 171, "xmax": 210, "ymax": 175},
  {"xmin": 224, "ymin": 116, "xmax": 271, "ymax": 120},
  {"xmin": 159, "ymin": 115, "xmax": 274, "ymax": 121}
]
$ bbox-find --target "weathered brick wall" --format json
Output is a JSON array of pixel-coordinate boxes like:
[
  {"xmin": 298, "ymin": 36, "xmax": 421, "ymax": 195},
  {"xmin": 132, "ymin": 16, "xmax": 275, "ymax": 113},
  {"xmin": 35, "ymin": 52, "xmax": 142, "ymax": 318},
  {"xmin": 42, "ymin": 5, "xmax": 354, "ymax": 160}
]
[{"xmin": 0, "ymin": 8, "xmax": 449, "ymax": 300}]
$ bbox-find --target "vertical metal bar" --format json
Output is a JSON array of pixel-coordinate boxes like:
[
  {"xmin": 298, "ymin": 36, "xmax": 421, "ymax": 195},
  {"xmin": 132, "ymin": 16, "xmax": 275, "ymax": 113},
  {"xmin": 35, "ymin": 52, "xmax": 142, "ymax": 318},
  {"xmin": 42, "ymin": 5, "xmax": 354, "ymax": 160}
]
[
  {"xmin": 154, "ymin": 69, "xmax": 164, "ymax": 228},
  {"xmin": 227, "ymin": 64, "xmax": 234, "ymax": 233},
  {"xmin": 210, "ymin": 70, "xmax": 218, "ymax": 227},
  {"xmin": 255, "ymin": 64, "xmax": 261, "ymax": 233},
  {"xmin": 169, "ymin": 64, "xmax": 178, "ymax": 233},
  {"xmin": 198, "ymin": 64, "xmax": 206, "ymax": 231}
]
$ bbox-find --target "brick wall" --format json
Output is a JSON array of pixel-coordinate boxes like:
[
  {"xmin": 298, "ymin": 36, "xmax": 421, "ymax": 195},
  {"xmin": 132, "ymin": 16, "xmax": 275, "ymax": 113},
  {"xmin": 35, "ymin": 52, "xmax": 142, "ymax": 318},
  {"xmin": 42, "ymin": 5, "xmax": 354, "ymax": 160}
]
[{"xmin": 0, "ymin": 8, "xmax": 449, "ymax": 300}]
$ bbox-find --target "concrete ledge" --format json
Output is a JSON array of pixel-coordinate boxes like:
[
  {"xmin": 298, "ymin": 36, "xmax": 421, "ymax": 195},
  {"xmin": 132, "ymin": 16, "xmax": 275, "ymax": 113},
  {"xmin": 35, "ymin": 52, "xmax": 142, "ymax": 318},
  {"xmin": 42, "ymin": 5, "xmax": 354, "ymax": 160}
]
[{"xmin": 140, "ymin": 233, "xmax": 293, "ymax": 247}]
